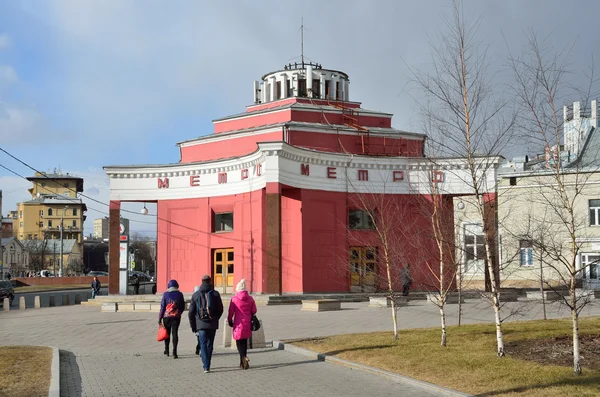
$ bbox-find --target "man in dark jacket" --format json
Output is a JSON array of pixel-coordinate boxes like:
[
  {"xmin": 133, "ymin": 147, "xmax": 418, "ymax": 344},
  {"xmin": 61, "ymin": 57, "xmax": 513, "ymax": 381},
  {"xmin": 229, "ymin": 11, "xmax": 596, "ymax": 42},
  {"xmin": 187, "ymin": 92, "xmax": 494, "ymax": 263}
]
[{"xmin": 188, "ymin": 275, "xmax": 223, "ymax": 373}]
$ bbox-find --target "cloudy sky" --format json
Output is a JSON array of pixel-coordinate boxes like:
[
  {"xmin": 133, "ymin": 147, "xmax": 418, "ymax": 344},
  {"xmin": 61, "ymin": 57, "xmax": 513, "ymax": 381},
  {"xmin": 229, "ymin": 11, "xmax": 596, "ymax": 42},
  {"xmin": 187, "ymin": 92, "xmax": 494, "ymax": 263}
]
[{"xmin": 0, "ymin": 0, "xmax": 598, "ymax": 236}]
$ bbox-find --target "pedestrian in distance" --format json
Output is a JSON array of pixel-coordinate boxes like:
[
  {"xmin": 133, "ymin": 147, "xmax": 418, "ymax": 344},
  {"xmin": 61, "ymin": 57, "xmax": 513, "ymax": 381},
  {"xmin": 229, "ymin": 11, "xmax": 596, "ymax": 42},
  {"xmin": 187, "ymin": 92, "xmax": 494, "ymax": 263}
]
[
  {"xmin": 188, "ymin": 275, "xmax": 223, "ymax": 373},
  {"xmin": 401, "ymin": 264, "xmax": 413, "ymax": 296},
  {"xmin": 158, "ymin": 279, "xmax": 185, "ymax": 359},
  {"xmin": 91, "ymin": 276, "xmax": 101, "ymax": 299},
  {"xmin": 133, "ymin": 275, "xmax": 140, "ymax": 295},
  {"xmin": 227, "ymin": 278, "xmax": 257, "ymax": 370}
]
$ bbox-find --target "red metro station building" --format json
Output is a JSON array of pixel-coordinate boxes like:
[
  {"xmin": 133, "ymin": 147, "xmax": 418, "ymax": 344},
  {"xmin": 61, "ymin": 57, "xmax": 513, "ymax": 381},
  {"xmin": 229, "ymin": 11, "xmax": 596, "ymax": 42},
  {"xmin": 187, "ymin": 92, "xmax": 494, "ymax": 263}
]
[{"xmin": 104, "ymin": 61, "xmax": 498, "ymax": 295}]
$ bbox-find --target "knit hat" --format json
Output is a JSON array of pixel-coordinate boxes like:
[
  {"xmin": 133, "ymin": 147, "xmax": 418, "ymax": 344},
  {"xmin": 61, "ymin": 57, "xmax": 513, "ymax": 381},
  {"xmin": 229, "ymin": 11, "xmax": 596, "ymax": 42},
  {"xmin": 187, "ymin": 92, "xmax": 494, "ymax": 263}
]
[
  {"xmin": 167, "ymin": 279, "xmax": 179, "ymax": 289},
  {"xmin": 202, "ymin": 275, "xmax": 211, "ymax": 282},
  {"xmin": 236, "ymin": 279, "xmax": 247, "ymax": 292}
]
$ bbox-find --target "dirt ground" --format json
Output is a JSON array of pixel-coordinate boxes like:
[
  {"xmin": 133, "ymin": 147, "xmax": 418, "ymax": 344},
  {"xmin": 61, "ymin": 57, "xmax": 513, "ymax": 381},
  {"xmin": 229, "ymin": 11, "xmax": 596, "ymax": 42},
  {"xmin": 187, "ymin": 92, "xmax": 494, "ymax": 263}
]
[{"xmin": 508, "ymin": 335, "xmax": 600, "ymax": 370}]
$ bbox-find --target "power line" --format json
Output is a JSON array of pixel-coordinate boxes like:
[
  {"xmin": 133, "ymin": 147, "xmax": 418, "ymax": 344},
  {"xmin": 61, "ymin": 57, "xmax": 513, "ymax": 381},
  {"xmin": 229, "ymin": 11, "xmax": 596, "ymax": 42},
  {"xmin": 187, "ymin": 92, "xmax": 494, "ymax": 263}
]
[{"xmin": 0, "ymin": 147, "xmax": 157, "ymax": 218}]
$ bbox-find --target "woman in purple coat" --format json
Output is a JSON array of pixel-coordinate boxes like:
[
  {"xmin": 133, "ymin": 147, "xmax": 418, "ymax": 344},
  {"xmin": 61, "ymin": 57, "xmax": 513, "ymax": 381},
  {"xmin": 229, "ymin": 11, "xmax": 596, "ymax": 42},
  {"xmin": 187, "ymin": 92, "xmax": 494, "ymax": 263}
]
[
  {"xmin": 227, "ymin": 279, "xmax": 257, "ymax": 369},
  {"xmin": 158, "ymin": 279, "xmax": 185, "ymax": 359}
]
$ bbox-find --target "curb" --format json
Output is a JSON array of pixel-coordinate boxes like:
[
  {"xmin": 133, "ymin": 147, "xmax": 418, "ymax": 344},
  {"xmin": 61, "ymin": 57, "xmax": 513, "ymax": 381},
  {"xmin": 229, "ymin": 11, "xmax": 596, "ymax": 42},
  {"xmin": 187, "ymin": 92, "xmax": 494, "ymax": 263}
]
[
  {"xmin": 48, "ymin": 347, "xmax": 60, "ymax": 397},
  {"xmin": 273, "ymin": 340, "xmax": 472, "ymax": 397}
]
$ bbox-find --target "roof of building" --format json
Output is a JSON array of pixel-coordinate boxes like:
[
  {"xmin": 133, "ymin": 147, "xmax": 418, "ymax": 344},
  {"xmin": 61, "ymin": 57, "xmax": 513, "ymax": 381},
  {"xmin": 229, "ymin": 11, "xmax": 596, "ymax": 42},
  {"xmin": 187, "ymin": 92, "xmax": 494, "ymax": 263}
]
[
  {"xmin": 568, "ymin": 126, "xmax": 600, "ymax": 169},
  {"xmin": 21, "ymin": 239, "xmax": 78, "ymax": 254},
  {"xmin": 27, "ymin": 172, "xmax": 83, "ymax": 181},
  {"xmin": 1, "ymin": 237, "xmax": 23, "ymax": 248},
  {"xmin": 21, "ymin": 194, "xmax": 87, "ymax": 208}
]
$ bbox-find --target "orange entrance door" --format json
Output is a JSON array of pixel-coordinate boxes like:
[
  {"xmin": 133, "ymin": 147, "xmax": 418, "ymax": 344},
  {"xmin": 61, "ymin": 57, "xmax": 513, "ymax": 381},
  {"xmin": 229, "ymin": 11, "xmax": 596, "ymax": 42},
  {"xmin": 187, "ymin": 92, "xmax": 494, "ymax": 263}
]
[{"xmin": 213, "ymin": 248, "xmax": 234, "ymax": 294}]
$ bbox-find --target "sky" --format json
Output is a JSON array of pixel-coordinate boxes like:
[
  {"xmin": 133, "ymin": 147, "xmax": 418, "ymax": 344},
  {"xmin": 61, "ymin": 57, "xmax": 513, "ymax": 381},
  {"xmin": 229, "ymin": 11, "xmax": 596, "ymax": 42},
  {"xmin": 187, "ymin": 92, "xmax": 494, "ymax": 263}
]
[{"xmin": 0, "ymin": 0, "xmax": 599, "ymax": 237}]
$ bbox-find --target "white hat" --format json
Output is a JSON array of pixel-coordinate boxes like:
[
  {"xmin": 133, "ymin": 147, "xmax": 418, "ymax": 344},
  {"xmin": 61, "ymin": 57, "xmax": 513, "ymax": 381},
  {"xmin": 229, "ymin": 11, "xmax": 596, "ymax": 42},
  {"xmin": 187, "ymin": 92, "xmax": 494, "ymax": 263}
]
[{"xmin": 236, "ymin": 279, "xmax": 247, "ymax": 292}]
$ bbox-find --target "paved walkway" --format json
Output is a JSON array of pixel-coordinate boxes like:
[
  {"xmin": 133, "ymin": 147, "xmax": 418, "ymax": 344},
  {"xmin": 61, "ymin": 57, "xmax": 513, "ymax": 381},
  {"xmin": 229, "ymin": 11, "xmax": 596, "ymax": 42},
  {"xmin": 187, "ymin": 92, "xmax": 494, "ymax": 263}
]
[{"xmin": 1, "ymin": 298, "xmax": 600, "ymax": 396}]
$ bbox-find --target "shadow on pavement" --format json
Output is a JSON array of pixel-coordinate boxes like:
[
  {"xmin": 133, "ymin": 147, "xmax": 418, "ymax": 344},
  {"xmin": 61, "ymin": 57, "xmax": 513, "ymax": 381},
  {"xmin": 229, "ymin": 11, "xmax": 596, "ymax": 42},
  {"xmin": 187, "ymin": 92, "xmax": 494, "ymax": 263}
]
[
  {"xmin": 60, "ymin": 350, "xmax": 82, "ymax": 397},
  {"xmin": 209, "ymin": 358, "xmax": 320, "ymax": 373}
]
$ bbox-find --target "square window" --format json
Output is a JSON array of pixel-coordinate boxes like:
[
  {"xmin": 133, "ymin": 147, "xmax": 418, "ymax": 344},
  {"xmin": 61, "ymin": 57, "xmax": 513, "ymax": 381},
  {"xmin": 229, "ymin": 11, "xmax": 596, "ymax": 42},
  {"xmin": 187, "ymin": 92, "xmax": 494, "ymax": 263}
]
[
  {"xmin": 213, "ymin": 212, "xmax": 233, "ymax": 232},
  {"xmin": 348, "ymin": 210, "xmax": 375, "ymax": 230}
]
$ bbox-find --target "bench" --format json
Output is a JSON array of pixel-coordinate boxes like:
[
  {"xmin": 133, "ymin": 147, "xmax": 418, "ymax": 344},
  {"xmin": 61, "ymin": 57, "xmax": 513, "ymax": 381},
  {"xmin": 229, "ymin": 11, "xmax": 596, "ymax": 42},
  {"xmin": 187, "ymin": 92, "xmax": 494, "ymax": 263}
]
[{"xmin": 301, "ymin": 299, "xmax": 342, "ymax": 312}]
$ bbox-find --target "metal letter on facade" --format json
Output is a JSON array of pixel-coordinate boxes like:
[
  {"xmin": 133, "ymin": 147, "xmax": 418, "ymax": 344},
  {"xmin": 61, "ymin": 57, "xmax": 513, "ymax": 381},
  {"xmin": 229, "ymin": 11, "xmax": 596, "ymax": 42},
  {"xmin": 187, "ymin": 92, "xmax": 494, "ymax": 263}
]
[
  {"xmin": 255, "ymin": 163, "xmax": 262, "ymax": 176},
  {"xmin": 190, "ymin": 175, "xmax": 200, "ymax": 187},
  {"xmin": 358, "ymin": 169, "xmax": 368, "ymax": 181},
  {"xmin": 241, "ymin": 169, "xmax": 249, "ymax": 180},
  {"xmin": 327, "ymin": 167, "xmax": 337, "ymax": 179},
  {"xmin": 301, "ymin": 164, "xmax": 310, "ymax": 176},
  {"xmin": 218, "ymin": 172, "xmax": 228, "ymax": 184},
  {"xmin": 432, "ymin": 170, "xmax": 444, "ymax": 183},
  {"xmin": 158, "ymin": 178, "xmax": 169, "ymax": 189},
  {"xmin": 393, "ymin": 170, "xmax": 404, "ymax": 182}
]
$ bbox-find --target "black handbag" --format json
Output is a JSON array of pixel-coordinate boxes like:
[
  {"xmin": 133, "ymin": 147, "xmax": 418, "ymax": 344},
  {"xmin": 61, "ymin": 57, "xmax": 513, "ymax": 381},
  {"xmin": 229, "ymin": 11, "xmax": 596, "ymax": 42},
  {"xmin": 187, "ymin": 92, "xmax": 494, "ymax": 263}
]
[{"xmin": 251, "ymin": 314, "xmax": 261, "ymax": 332}]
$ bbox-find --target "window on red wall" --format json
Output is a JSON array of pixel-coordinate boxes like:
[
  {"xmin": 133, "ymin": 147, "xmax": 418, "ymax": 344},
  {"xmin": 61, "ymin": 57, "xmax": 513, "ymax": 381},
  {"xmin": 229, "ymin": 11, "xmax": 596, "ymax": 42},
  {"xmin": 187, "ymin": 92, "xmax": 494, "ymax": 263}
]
[
  {"xmin": 348, "ymin": 209, "xmax": 376, "ymax": 230},
  {"xmin": 213, "ymin": 212, "xmax": 233, "ymax": 232}
]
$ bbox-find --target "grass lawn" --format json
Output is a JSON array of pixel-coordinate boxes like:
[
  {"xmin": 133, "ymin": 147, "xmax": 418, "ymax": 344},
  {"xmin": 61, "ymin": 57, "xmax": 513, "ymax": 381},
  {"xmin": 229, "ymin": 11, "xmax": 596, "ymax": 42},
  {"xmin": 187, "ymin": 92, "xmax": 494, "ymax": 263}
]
[
  {"xmin": 0, "ymin": 346, "xmax": 52, "ymax": 397},
  {"xmin": 14, "ymin": 284, "xmax": 90, "ymax": 293},
  {"xmin": 291, "ymin": 317, "xmax": 600, "ymax": 397}
]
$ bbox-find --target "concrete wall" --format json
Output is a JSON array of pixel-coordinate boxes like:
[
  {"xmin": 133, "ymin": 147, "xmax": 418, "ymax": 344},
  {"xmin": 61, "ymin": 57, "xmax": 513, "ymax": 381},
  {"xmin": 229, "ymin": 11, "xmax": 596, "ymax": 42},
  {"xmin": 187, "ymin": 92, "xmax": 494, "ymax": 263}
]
[{"xmin": 14, "ymin": 276, "xmax": 108, "ymax": 286}]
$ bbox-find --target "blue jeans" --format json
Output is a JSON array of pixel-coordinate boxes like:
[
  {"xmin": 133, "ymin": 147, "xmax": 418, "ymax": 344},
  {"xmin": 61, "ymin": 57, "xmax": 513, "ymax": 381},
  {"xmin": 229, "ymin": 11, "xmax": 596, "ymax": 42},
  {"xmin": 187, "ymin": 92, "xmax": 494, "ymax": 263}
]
[
  {"xmin": 92, "ymin": 290, "xmax": 99, "ymax": 299},
  {"xmin": 198, "ymin": 329, "xmax": 216, "ymax": 370}
]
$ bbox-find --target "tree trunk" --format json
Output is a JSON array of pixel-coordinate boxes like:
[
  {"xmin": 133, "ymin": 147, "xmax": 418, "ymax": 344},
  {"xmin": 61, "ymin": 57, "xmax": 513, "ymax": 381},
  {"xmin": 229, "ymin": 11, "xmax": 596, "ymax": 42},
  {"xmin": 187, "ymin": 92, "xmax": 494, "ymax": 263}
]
[
  {"xmin": 385, "ymin": 253, "xmax": 399, "ymax": 340},
  {"xmin": 440, "ymin": 303, "xmax": 447, "ymax": 347},
  {"xmin": 391, "ymin": 297, "xmax": 399, "ymax": 341},
  {"xmin": 539, "ymin": 253, "xmax": 547, "ymax": 320},
  {"xmin": 571, "ymin": 276, "xmax": 582, "ymax": 375},
  {"xmin": 458, "ymin": 260, "xmax": 463, "ymax": 327}
]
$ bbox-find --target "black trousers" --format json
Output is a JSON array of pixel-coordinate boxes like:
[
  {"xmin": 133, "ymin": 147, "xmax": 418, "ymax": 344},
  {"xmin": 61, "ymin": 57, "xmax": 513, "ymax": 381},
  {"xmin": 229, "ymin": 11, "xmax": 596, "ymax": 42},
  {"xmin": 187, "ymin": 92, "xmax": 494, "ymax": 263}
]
[
  {"xmin": 162, "ymin": 317, "xmax": 181, "ymax": 353},
  {"xmin": 236, "ymin": 338, "xmax": 248, "ymax": 362}
]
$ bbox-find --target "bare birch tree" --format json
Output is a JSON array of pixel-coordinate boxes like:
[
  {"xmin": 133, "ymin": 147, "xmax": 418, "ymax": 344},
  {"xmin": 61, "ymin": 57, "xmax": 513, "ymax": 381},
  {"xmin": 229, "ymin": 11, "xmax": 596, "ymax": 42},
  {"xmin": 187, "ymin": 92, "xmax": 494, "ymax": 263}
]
[
  {"xmin": 507, "ymin": 32, "xmax": 598, "ymax": 374},
  {"xmin": 408, "ymin": 1, "xmax": 514, "ymax": 356}
]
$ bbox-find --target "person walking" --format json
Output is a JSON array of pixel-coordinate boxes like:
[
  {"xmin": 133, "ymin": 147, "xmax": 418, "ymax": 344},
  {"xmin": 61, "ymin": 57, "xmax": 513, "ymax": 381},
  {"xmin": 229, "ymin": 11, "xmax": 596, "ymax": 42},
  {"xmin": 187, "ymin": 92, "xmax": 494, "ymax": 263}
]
[
  {"xmin": 193, "ymin": 285, "xmax": 200, "ymax": 356},
  {"xmin": 188, "ymin": 275, "xmax": 223, "ymax": 373},
  {"xmin": 91, "ymin": 276, "xmax": 101, "ymax": 299},
  {"xmin": 227, "ymin": 279, "xmax": 257, "ymax": 370},
  {"xmin": 401, "ymin": 264, "xmax": 413, "ymax": 296},
  {"xmin": 133, "ymin": 275, "xmax": 140, "ymax": 295},
  {"xmin": 158, "ymin": 279, "xmax": 185, "ymax": 359}
]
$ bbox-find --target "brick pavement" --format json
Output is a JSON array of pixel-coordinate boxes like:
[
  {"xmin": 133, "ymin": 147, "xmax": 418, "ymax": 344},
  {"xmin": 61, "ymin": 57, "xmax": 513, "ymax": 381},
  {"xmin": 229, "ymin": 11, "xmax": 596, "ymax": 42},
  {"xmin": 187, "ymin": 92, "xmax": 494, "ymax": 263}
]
[{"xmin": 1, "ymin": 299, "xmax": 600, "ymax": 396}]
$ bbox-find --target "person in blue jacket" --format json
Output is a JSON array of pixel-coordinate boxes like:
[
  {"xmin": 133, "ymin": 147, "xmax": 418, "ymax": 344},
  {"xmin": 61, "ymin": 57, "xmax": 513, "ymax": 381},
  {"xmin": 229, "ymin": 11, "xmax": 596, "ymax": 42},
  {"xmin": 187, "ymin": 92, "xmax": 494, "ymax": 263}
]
[{"xmin": 158, "ymin": 279, "xmax": 185, "ymax": 359}]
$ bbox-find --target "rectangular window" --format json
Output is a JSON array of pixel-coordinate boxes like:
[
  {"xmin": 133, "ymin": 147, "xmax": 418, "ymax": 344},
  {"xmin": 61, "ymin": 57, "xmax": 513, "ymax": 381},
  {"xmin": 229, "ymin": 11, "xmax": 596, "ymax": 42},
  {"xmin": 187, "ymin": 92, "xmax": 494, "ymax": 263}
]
[
  {"xmin": 287, "ymin": 79, "xmax": 292, "ymax": 96},
  {"xmin": 590, "ymin": 199, "xmax": 600, "ymax": 226},
  {"xmin": 48, "ymin": 208, "xmax": 53, "ymax": 216},
  {"xmin": 73, "ymin": 208, "xmax": 78, "ymax": 216},
  {"xmin": 48, "ymin": 220, "xmax": 53, "ymax": 228},
  {"xmin": 19, "ymin": 211, "xmax": 22, "ymax": 218},
  {"xmin": 348, "ymin": 210, "xmax": 375, "ymax": 230},
  {"xmin": 20, "ymin": 222, "xmax": 23, "ymax": 228},
  {"xmin": 519, "ymin": 240, "xmax": 533, "ymax": 266},
  {"xmin": 28, "ymin": 234, "xmax": 32, "ymax": 240},
  {"xmin": 213, "ymin": 212, "xmax": 233, "ymax": 232},
  {"xmin": 39, "ymin": 209, "xmax": 44, "ymax": 216},
  {"xmin": 72, "ymin": 220, "xmax": 77, "ymax": 228},
  {"xmin": 509, "ymin": 177, "xmax": 517, "ymax": 186},
  {"xmin": 312, "ymin": 79, "xmax": 321, "ymax": 98},
  {"xmin": 298, "ymin": 79, "xmax": 307, "ymax": 97},
  {"xmin": 463, "ymin": 223, "xmax": 485, "ymax": 272}
]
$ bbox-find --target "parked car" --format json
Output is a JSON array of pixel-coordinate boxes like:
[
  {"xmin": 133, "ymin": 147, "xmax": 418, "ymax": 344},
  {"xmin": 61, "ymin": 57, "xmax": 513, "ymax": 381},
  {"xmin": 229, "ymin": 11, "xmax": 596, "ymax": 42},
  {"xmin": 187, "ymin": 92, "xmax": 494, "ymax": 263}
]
[
  {"xmin": 129, "ymin": 271, "xmax": 157, "ymax": 294},
  {"xmin": 87, "ymin": 271, "xmax": 109, "ymax": 277},
  {"xmin": 0, "ymin": 280, "xmax": 15, "ymax": 305}
]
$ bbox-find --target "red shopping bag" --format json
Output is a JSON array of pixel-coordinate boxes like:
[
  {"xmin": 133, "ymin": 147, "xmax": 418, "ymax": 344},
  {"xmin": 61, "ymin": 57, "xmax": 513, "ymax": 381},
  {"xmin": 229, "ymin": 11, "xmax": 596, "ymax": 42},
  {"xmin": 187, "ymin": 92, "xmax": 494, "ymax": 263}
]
[{"xmin": 157, "ymin": 325, "xmax": 168, "ymax": 342}]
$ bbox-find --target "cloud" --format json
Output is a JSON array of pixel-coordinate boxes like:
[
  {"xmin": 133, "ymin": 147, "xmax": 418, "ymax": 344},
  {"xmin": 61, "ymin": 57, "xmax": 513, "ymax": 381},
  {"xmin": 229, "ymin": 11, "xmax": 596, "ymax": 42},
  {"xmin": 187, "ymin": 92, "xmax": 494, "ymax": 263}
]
[
  {"xmin": 0, "ymin": 102, "xmax": 49, "ymax": 145},
  {"xmin": 0, "ymin": 34, "xmax": 10, "ymax": 49},
  {"xmin": 0, "ymin": 65, "xmax": 17, "ymax": 86}
]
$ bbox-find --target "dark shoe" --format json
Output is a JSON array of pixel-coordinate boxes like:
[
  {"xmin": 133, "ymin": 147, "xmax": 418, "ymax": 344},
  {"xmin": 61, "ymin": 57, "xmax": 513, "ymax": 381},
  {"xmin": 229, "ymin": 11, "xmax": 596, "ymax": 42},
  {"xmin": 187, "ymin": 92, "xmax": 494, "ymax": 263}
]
[
  {"xmin": 164, "ymin": 349, "xmax": 169, "ymax": 357},
  {"xmin": 173, "ymin": 352, "xmax": 178, "ymax": 359},
  {"xmin": 195, "ymin": 345, "xmax": 200, "ymax": 355}
]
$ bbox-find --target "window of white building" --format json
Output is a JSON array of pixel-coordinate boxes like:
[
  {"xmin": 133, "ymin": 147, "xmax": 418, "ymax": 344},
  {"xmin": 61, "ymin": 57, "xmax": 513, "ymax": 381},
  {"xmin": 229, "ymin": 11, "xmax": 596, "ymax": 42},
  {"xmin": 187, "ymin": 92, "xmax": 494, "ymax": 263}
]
[
  {"xmin": 519, "ymin": 240, "xmax": 533, "ymax": 266},
  {"xmin": 463, "ymin": 223, "xmax": 485, "ymax": 272},
  {"xmin": 589, "ymin": 199, "xmax": 600, "ymax": 226}
]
